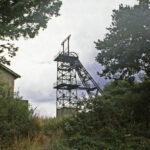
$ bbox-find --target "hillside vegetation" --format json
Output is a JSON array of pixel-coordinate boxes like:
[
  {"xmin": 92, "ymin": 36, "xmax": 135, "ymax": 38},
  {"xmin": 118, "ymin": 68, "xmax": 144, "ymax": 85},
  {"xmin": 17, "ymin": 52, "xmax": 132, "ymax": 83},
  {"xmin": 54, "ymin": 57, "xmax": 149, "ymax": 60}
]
[
  {"xmin": 0, "ymin": 79, "xmax": 150, "ymax": 149},
  {"xmin": 42, "ymin": 79, "xmax": 150, "ymax": 150},
  {"xmin": 0, "ymin": 80, "xmax": 40, "ymax": 149}
]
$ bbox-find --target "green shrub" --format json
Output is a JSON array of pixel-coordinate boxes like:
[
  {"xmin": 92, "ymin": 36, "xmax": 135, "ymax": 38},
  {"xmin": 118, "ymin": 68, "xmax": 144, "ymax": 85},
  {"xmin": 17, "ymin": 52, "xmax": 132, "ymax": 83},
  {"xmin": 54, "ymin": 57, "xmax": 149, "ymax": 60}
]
[
  {"xmin": 0, "ymin": 80, "xmax": 39, "ymax": 148},
  {"xmin": 54, "ymin": 79, "xmax": 150, "ymax": 149}
]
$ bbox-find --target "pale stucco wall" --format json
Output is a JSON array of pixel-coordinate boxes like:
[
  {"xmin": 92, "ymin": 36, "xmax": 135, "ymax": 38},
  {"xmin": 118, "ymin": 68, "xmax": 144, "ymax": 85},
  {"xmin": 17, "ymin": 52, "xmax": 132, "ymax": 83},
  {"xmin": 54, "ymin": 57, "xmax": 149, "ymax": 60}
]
[
  {"xmin": 0, "ymin": 69, "xmax": 15, "ymax": 92},
  {"xmin": 57, "ymin": 107, "xmax": 75, "ymax": 117}
]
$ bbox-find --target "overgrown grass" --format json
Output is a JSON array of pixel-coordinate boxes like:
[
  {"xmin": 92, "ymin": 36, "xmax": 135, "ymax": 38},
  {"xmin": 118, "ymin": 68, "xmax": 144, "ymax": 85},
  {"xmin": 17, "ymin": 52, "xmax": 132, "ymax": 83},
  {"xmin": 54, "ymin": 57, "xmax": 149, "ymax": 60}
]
[
  {"xmin": 0, "ymin": 80, "xmax": 40, "ymax": 149},
  {"xmin": 8, "ymin": 117, "xmax": 71, "ymax": 150},
  {"xmin": 7, "ymin": 134, "xmax": 45, "ymax": 150}
]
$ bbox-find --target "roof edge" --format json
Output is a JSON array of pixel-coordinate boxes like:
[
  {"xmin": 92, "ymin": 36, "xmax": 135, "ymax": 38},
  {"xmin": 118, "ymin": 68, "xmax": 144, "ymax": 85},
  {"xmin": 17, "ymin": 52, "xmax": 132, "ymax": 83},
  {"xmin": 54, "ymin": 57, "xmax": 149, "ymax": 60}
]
[{"xmin": 0, "ymin": 63, "xmax": 21, "ymax": 79}]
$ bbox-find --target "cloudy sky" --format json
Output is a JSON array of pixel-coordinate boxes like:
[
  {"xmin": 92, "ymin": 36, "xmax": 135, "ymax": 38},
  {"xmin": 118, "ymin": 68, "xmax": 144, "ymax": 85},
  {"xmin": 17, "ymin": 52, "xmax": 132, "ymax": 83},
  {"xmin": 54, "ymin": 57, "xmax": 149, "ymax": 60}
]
[{"xmin": 9, "ymin": 0, "xmax": 137, "ymax": 117}]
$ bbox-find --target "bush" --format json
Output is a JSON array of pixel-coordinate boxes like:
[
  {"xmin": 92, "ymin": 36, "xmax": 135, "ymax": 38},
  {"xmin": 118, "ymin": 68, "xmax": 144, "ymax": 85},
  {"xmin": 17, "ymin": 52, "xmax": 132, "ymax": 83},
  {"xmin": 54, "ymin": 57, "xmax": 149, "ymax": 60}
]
[
  {"xmin": 0, "ymin": 80, "xmax": 39, "ymax": 148},
  {"xmin": 55, "ymin": 79, "xmax": 150, "ymax": 149}
]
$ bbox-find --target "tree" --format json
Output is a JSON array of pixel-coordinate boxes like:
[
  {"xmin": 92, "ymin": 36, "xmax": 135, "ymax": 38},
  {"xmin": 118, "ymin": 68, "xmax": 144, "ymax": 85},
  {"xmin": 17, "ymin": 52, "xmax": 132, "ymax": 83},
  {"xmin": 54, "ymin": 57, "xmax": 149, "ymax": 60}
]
[
  {"xmin": 95, "ymin": 0, "xmax": 150, "ymax": 81},
  {"xmin": 0, "ymin": 0, "xmax": 62, "ymax": 64}
]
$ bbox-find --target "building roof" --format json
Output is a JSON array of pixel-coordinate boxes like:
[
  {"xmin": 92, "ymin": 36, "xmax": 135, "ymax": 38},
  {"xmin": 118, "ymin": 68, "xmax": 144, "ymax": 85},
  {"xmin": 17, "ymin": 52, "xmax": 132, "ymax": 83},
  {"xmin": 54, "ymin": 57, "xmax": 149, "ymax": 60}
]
[{"xmin": 0, "ymin": 63, "xmax": 21, "ymax": 79}]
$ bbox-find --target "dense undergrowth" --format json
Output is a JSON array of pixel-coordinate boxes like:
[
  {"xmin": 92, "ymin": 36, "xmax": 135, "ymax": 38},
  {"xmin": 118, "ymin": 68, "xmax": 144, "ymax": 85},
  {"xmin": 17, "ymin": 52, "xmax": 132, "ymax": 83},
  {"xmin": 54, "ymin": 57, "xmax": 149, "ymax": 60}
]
[
  {"xmin": 0, "ymin": 79, "xmax": 150, "ymax": 149},
  {"xmin": 0, "ymin": 80, "xmax": 39, "ymax": 149},
  {"xmin": 42, "ymin": 79, "xmax": 150, "ymax": 150}
]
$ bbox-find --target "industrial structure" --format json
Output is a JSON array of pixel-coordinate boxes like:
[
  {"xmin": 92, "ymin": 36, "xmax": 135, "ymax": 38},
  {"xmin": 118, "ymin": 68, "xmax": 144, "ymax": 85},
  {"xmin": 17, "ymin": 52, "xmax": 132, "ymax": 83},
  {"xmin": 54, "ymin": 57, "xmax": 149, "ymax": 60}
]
[{"xmin": 54, "ymin": 35, "xmax": 102, "ymax": 116}]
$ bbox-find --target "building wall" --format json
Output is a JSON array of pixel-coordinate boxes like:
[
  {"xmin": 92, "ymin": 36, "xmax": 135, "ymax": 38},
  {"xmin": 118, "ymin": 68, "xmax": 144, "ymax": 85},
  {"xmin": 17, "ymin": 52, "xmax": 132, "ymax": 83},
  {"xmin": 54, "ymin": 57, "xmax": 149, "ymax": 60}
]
[
  {"xmin": 57, "ymin": 107, "xmax": 75, "ymax": 117},
  {"xmin": 0, "ymin": 69, "xmax": 15, "ymax": 92}
]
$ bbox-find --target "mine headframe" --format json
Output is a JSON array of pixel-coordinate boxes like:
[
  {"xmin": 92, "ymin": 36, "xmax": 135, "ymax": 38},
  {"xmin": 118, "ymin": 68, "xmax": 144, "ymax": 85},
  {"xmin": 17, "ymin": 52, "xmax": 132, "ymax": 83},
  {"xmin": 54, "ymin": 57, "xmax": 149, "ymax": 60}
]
[{"xmin": 54, "ymin": 35, "xmax": 102, "ymax": 109}]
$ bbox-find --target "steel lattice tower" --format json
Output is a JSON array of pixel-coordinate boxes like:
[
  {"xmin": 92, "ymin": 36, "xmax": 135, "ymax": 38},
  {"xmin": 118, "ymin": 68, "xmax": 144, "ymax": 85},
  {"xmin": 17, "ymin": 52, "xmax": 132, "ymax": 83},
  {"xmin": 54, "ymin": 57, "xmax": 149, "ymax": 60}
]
[{"xmin": 54, "ymin": 35, "xmax": 102, "ymax": 116}]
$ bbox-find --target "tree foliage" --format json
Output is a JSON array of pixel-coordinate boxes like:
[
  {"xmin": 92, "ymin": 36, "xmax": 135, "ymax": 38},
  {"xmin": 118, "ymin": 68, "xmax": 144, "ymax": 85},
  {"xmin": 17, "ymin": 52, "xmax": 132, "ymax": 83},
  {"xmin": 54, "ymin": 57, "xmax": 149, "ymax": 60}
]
[
  {"xmin": 0, "ymin": 0, "xmax": 62, "ymax": 64},
  {"xmin": 44, "ymin": 79, "xmax": 150, "ymax": 150},
  {"xmin": 95, "ymin": 0, "xmax": 150, "ymax": 80},
  {"xmin": 70, "ymin": 80, "xmax": 150, "ymax": 149}
]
